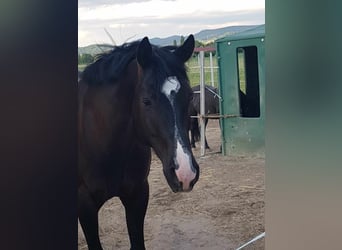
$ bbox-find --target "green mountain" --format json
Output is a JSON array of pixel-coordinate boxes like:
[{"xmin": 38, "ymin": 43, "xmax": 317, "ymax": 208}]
[
  {"xmin": 78, "ymin": 44, "xmax": 113, "ymax": 55},
  {"xmin": 78, "ymin": 24, "xmax": 261, "ymax": 55}
]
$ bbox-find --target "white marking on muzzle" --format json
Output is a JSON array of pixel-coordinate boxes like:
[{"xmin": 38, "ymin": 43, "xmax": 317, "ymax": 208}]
[
  {"xmin": 175, "ymin": 141, "xmax": 196, "ymax": 191},
  {"xmin": 162, "ymin": 76, "xmax": 196, "ymax": 191}
]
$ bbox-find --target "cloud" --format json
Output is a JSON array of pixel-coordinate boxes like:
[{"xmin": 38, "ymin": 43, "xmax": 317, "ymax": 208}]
[
  {"xmin": 78, "ymin": 0, "xmax": 264, "ymax": 46},
  {"xmin": 78, "ymin": 8, "xmax": 264, "ymax": 46},
  {"xmin": 79, "ymin": 0, "xmax": 149, "ymax": 7},
  {"xmin": 79, "ymin": 0, "xmax": 175, "ymax": 8}
]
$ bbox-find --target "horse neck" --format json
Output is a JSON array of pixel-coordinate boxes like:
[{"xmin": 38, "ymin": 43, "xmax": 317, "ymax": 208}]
[{"xmin": 79, "ymin": 61, "xmax": 141, "ymax": 154}]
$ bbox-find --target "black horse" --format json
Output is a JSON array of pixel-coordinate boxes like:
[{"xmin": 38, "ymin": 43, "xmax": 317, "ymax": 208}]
[
  {"xmin": 189, "ymin": 84, "xmax": 220, "ymax": 149},
  {"xmin": 78, "ymin": 35, "xmax": 199, "ymax": 250}
]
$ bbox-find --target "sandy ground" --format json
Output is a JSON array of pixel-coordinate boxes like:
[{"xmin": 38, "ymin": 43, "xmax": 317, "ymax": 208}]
[{"xmin": 78, "ymin": 120, "xmax": 265, "ymax": 250}]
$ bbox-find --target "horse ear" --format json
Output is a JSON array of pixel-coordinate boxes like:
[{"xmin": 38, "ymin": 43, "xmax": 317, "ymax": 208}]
[
  {"xmin": 137, "ymin": 37, "xmax": 152, "ymax": 68},
  {"xmin": 174, "ymin": 34, "xmax": 195, "ymax": 62}
]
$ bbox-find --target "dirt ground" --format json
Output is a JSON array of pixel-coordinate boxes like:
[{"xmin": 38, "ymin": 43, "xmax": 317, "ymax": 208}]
[{"xmin": 78, "ymin": 120, "xmax": 265, "ymax": 250}]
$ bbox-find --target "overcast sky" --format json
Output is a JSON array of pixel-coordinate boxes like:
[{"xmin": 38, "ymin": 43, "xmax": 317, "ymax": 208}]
[{"xmin": 78, "ymin": 0, "xmax": 265, "ymax": 46}]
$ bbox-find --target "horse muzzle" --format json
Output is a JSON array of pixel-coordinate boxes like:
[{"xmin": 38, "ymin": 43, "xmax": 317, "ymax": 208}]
[{"xmin": 163, "ymin": 159, "xmax": 199, "ymax": 193}]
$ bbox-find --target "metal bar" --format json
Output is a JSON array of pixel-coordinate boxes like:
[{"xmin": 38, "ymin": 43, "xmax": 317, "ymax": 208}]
[
  {"xmin": 193, "ymin": 87, "xmax": 222, "ymax": 100},
  {"xmin": 203, "ymin": 66, "xmax": 219, "ymax": 69},
  {"xmin": 209, "ymin": 52, "xmax": 214, "ymax": 87},
  {"xmin": 206, "ymin": 87, "xmax": 222, "ymax": 100},
  {"xmin": 199, "ymin": 51, "xmax": 206, "ymax": 156},
  {"xmin": 235, "ymin": 232, "xmax": 265, "ymax": 250},
  {"xmin": 190, "ymin": 114, "xmax": 238, "ymax": 119}
]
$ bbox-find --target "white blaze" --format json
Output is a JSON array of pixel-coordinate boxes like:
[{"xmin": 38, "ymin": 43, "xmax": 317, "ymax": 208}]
[
  {"xmin": 175, "ymin": 141, "xmax": 196, "ymax": 191},
  {"xmin": 161, "ymin": 76, "xmax": 180, "ymax": 98},
  {"xmin": 162, "ymin": 76, "xmax": 196, "ymax": 191}
]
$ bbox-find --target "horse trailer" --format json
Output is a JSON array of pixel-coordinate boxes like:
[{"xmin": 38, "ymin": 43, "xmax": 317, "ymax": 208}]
[{"xmin": 216, "ymin": 25, "xmax": 265, "ymax": 155}]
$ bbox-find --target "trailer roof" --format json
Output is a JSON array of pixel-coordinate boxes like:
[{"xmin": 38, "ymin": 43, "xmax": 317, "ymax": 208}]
[{"xmin": 216, "ymin": 24, "xmax": 265, "ymax": 43}]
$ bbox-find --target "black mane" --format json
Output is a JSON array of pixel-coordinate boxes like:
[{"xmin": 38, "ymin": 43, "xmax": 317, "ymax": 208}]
[
  {"xmin": 152, "ymin": 46, "xmax": 188, "ymax": 80},
  {"xmin": 81, "ymin": 41, "xmax": 140, "ymax": 85},
  {"xmin": 81, "ymin": 40, "xmax": 189, "ymax": 87}
]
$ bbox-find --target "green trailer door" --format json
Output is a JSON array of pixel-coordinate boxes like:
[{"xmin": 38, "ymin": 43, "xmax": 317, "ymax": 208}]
[{"xmin": 216, "ymin": 27, "xmax": 265, "ymax": 155}]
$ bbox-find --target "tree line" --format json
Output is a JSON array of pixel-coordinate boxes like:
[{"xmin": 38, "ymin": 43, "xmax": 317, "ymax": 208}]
[
  {"xmin": 78, "ymin": 53, "xmax": 94, "ymax": 65},
  {"xmin": 173, "ymin": 36, "xmax": 216, "ymax": 57}
]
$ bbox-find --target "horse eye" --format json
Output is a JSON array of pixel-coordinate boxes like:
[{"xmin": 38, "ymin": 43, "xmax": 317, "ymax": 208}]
[{"xmin": 142, "ymin": 98, "xmax": 152, "ymax": 106}]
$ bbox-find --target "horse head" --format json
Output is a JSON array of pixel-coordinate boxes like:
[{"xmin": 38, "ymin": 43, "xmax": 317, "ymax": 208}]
[{"xmin": 133, "ymin": 35, "xmax": 199, "ymax": 192}]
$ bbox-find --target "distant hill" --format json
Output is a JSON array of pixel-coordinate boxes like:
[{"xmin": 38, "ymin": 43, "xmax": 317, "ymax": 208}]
[
  {"xmin": 78, "ymin": 25, "xmax": 260, "ymax": 55},
  {"xmin": 78, "ymin": 44, "xmax": 113, "ymax": 55},
  {"xmin": 195, "ymin": 25, "xmax": 258, "ymax": 41}
]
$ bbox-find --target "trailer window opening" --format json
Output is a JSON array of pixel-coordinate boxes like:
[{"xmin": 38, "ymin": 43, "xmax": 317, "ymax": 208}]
[{"xmin": 237, "ymin": 46, "xmax": 260, "ymax": 117}]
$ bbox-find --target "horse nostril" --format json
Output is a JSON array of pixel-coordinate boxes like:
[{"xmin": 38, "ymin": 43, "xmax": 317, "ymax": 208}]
[{"xmin": 190, "ymin": 178, "xmax": 197, "ymax": 188}]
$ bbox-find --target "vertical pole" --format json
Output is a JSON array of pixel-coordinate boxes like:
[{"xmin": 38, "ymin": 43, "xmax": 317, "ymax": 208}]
[
  {"xmin": 210, "ymin": 52, "xmax": 214, "ymax": 87},
  {"xmin": 197, "ymin": 53, "xmax": 201, "ymax": 85},
  {"xmin": 199, "ymin": 51, "xmax": 206, "ymax": 156}
]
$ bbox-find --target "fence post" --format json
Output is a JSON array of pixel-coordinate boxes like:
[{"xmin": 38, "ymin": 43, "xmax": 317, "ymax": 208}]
[
  {"xmin": 199, "ymin": 51, "xmax": 206, "ymax": 156},
  {"xmin": 210, "ymin": 51, "xmax": 214, "ymax": 87}
]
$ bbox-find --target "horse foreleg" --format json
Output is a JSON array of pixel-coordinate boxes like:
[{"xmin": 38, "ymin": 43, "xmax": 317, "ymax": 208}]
[
  {"xmin": 204, "ymin": 118, "xmax": 210, "ymax": 149},
  {"xmin": 190, "ymin": 128, "xmax": 196, "ymax": 148},
  {"xmin": 189, "ymin": 117, "xmax": 197, "ymax": 148},
  {"xmin": 120, "ymin": 181, "xmax": 149, "ymax": 250},
  {"xmin": 205, "ymin": 139, "xmax": 210, "ymax": 149},
  {"xmin": 78, "ymin": 185, "xmax": 104, "ymax": 250}
]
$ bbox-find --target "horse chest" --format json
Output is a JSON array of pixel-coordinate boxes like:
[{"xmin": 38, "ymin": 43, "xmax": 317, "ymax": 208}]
[{"xmin": 80, "ymin": 147, "xmax": 150, "ymax": 197}]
